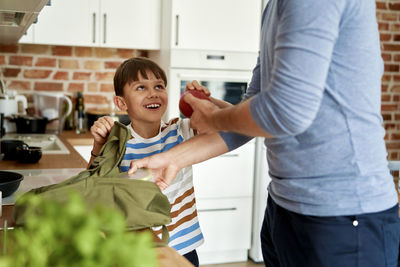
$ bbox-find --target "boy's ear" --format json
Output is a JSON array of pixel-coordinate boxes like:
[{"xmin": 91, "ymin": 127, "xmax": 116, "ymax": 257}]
[{"xmin": 114, "ymin": 96, "xmax": 127, "ymax": 111}]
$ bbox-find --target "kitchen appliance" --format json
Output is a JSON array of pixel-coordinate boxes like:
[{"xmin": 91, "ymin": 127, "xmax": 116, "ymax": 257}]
[
  {"xmin": 0, "ymin": 79, "xmax": 28, "ymax": 133},
  {"xmin": 249, "ymin": 138, "xmax": 271, "ymax": 262},
  {"xmin": 0, "ymin": 171, "xmax": 24, "ymax": 197},
  {"xmin": 11, "ymin": 114, "xmax": 49, "ymax": 133},
  {"xmin": 33, "ymin": 91, "xmax": 72, "ymax": 133}
]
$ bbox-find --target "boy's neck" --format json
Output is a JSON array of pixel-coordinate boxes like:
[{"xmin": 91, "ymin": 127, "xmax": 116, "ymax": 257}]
[{"xmin": 131, "ymin": 121, "xmax": 161, "ymax": 139}]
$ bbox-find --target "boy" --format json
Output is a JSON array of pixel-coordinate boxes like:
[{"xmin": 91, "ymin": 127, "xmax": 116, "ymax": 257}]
[{"xmin": 88, "ymin": 57, "xmax": 228, "ymax": 266}]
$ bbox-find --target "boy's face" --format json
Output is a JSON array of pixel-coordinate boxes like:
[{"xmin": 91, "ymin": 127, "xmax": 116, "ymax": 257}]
[{"xmin": 115, "ymin": 70, "xmax": 168, "ymax": 126}]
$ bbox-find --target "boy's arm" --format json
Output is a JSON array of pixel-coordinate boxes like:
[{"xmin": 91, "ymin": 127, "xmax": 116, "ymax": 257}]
[
  {"xmin": 87, "ymin": 116, "xmax": 115, "ymax": 168},
  {"xmin": 128, "ymin": 132, "xmax": 229, "ymax": 190}
]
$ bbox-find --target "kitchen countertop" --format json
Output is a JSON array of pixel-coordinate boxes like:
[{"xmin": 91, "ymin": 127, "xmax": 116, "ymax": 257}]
[{"xmin": 0, "ymin": 134, "xmax": 87, "ymax": 170}]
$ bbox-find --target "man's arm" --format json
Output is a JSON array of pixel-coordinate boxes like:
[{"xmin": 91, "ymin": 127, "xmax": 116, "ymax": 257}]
[{"xmin": 129, "ymin": 132, "xmax": 229, "ymax": 190}]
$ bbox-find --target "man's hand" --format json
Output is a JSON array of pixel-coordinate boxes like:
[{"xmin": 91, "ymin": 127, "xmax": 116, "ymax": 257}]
[
  {"xmin": 184, "ymin": 93, "xmax": 220, "ymax": 134},
  {"xmin": 128, "ymin": 155, "xmax": 181, "ymax": 190}
]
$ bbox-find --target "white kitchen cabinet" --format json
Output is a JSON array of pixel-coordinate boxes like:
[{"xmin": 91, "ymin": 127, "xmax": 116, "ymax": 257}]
[
  {"xmin": 196, "ymin": 198, "xmax": 253, "ymax": 264},
  {"xmin": 19, "ymin": 0, "xmax": 160, "ymax": 49},
  {"xmin": 161, "ymin": 0, "xmax": 262, "ymax": 53}
]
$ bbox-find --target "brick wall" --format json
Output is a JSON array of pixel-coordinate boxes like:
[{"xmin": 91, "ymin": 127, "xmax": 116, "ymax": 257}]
[
  {"xmin": 377, "ymin": 1, "xmax": 400, "ymax": 160},
  {"xmin": 0, "ymin": 44, "xmax": 147, "ymax": 110}
]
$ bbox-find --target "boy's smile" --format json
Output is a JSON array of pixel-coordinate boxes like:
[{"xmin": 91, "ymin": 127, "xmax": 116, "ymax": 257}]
[{"xmin": 114, "ymin": 70, "xmax": 168, "ymax": 138}]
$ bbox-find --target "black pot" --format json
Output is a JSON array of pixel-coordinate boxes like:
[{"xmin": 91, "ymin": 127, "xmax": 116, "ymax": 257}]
[
  {"xmin": 0, "ymin": 171, "xmax": 24, "ymax": 197},
  {"xmin": 11, "ymin": 115, "xmax": 48, "ymax": 133},
  {"xmin": 1, "ymin": 140, "xmax": 27, "ymax": 160},
  {"xmin": 16, "ymin": 145, "xmax": 42, "ymax": 163}
]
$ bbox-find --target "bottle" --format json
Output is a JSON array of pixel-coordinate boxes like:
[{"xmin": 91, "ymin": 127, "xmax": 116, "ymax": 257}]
[{"xmin": 74, "ymin": 92, "xmax": 86, "ymax": 134}]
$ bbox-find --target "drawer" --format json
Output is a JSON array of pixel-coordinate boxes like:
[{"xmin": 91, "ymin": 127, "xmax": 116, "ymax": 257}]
[
  {"xmin": 193, "ymin": 142, "xmax": 255, "ymax": 198},
  {"xmin": 196, "ymin": 197, "xmax": 252, "ymax": 252}
]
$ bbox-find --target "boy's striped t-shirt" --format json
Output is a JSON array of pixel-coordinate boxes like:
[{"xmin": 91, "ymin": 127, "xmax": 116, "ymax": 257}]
[{"xmin": 119, "ymin": 118, "xmax": 204, "ymax": 255}]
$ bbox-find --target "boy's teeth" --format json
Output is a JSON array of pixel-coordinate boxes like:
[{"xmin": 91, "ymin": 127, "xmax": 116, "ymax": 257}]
[{"xmin": 146, "ymin": 104, "xmax": 160, "ymax": 108}]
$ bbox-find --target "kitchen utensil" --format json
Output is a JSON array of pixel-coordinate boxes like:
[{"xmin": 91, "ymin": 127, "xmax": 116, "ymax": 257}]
[
  {"xmin": 33, "ymin": 91, "xmax": 72, "ymax": 133},
  {"xmin": 0, "ymin": 80, "xmax": 28, "ymax": 133},
  {"xmin": 16, "ymin": 145, "xmax": 42, "ymax": 163},
  {"xmin": 0, "ymin": 140, "xmax": 27, "ymax": 160},
  {"xmin": 0, "ymin": 171, "xmax": 24, "ymax": 197},
  {"xmin": 10, "ymin": 115, "xmax": 49, "ymax": 134}
]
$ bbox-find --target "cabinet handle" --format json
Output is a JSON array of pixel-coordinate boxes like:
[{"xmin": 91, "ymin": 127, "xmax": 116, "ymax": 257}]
[
  {"xmin": 198, "ymin": 207, "xmax": 237, "ymax": 212},
  {"xmin": 92, "ymin": 13, "xmax": 96, "ymax": 43},
  {"xmin": 206, "ymin": 55, "xmax": 225, "ymax": 61},
  {"xmin": 220, "ymin": 154, "xmax": 239, "ymax": 157},
  {"xmin": 175, "ymin": 15, "xmax": 179, "ymax": 46},
  {"xmin": 103, "ymin": 13, "xmax": 107, "ymax": 44}
]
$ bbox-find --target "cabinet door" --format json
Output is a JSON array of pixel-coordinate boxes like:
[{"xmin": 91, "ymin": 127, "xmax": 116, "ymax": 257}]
[
  {"xmin": 33, "ymin": 0, "xmax": 98, "ymax": 46},
  {"xmin": 172, "ymin": 0, "xmax": 262, "ymax": 52},
  {"xmin": 193, "ymin": 141, "xmax": 255, "ymax": 198},
  {"xmin": 100, "ymin": 0, "xmax": 160, "ymax": 49}
]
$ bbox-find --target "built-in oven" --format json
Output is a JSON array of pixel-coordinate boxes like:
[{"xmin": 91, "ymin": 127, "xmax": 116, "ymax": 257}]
[{"xmin": 166, "ymin": 68, "xmax": 253, "ymax": 119}]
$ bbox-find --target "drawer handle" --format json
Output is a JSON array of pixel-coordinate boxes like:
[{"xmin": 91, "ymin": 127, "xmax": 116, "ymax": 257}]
[
  {"xmin": 198, "ymin": 207, "xmax": 237, "ymax": 212},
  {"xmin": 220, "ymin": 154, "xmax": 239, "ymax": 157},
  {"xmin": 206, "ymin": 55, "xmax": 225, "ymax": 60}
]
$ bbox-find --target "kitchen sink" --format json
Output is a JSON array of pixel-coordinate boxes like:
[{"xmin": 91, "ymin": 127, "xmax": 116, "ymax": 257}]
[{"xmin": 1, "ymin": 134, "xmax": 70, "ymax": 154}]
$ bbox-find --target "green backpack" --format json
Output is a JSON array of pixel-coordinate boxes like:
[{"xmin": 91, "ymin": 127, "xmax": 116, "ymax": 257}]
[{"xmin": 14, "ymin": 121, "xmax": 171, "ymax": 242}]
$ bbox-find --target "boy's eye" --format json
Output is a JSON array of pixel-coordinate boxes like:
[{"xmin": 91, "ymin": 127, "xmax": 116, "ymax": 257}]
[
  {"xmin": 155, "ymin": 85, "xmax": 165, "ymax": 90},
  {"xmin": 136, "ymin": 86, "xmax": 145, "ymax": 91}
]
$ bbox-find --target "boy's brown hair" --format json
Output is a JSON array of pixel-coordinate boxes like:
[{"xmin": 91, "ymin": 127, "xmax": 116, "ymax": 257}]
[{"xmin": 113, "ymin": 57, "xmax": 167, "ymax": 96}]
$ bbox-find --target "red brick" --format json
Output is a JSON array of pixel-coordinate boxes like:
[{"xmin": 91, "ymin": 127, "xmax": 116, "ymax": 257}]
[
  {"xmin": 83, "ymin": 94, "xmax": 109, "ymax": 105},
  {"xmin": 23, "ymin": 69, "xmax": 52, "ymax": 79},
  {"xmin": 379, "ymin": 22, "xmax": 389, "ymax": 31},
  {"xmin": 382, "ymin": 94, "xmax": 391, "ymax": 102},
  {"xmin": 59, "ymin": 59, "xmax": 79, "ymax": 69},
  {"xmin": 3, "ymin": 68, "xmax": 21, "ymax": 77},
  {"xmin": 9, "ymin": 56, "xmax": 33, "ymax": 66},
  {"xmin": 67, "ymin": 83, "xmax": 84, "ymax": 92},
  {"xmin": 391, "ymin": 24, "xmax": 400, "ymax": 32},
  {"xmin": 117, "ymin": 49, "xmax": 135, "ymax": 58},
  {"xmin": 395, "ymin": 114, "xmax": 400, "ymax": 120},
  {"xmin": 380, "ymin": 33, "xmax": 392, "ymax": 41},
  {"xmin": 395, "ymin": 55, "xmax": 400, "ymax": 62},
  {"xmin": 105, "ymin": 61, "xmax": 122, "ymax": 69},
  {"xmin": 8, "ymin": 81, "xmax": 31, "ymax": 90},
  {"xmin": 52, "ymin": 46, "xmax": 72, "ymax": 56},
  {"xmin": 75, "ymin": 47, "xmax": 93, "ymax": 57},
  {"xmin": 382, "ymin": 84, "xmax": 388, "ymax": 92},
  {"xmin": 384, "ymin": 123, "xmax": 396, "ymax": 130},
  {"xmin": 383, "ymin": 44, "xmax": 400, "ymax": 51},
  {"xmin": 34, "ymin": 82, "xmax": 63, "ymax": 91},
  {"xmin": 137, "ymin": 50, "xmax": 147, "ymax": 57},
  {"xmin": 394, "ymin": 95, "xmax": 400, "ymax": 102},
  {"xmin": 382, "ymin": 104, "xmax": 399, "ymax": 111},
  {"xmin": 394, "ymin": 75, "xmax": 400, "ymax": 81},
  {"xmin": 53, "ymin": 71, "xmax": 69, "ymax": 80},
  {"xmin": 392, "ymin": 86, "xmax": 400, "ymax": 92},
  {"xmin": 88, "ymin": 82, "xmax": 98, "ymax": 92},
  {"xmin": 376, "ymin": 1, "xmax": 387, "ymax": 10},
  {"xmin": 95, "ymin": 72, "xmax": 114, "ymax": 81},
  {"xmin": 0, "ymin": 45, "xmax": 18, "ymax": 53},
  {"xmin": 392, "ymin": 133, "xmax": 400, "ymax": 140},
  {"xmin": 94, "ymin": 48, "xmax": 115, "ymax": 58},
  {"xmin": 382, "ymin": 113, "xmax": 392, "ymax": 120},
  {"xmin": 35, "ymin": 57, "xmax": 56, "ymax": 67},
  {"xmin": 390, "ymin": 152, "xmax": 398, "ymax": 160},
  {"xmin": 100, "ymin": 83, "xmax": 114, "ymax": 92},
  {"xmin": 382, "ymin": 74, "xmax": 392, "ymax": 82},
  {"xmin": 84, "ymin": 60, "xmax": 101, "ymax": 70},
  {"xmin": 73, "ymin": 72, "xmax": 91, "ymax": 80},
  {"xmin": 382, "ymin": 13, "xmax": 398, "ymax": 21},
  {"xmin": 384, "ymin": 64, "xmax": 400, "ymax": 72},
  {"xmin": 386, "ymin": 142, "xmax": 400, "ymax": 149},
  {"xmin": 0, "ymin": 55, "xmax": 5, "ymax": 65},
  {"xmin": 388, "ymin": 3, "xmax": 400, "ymax": 11},
  {"xmin": 394, "ymin": 35, "xmax": 400, "ymax": 42},
  {"xmin": 21, "ymin": 44, "xmax": 49, "ymax": 54}
]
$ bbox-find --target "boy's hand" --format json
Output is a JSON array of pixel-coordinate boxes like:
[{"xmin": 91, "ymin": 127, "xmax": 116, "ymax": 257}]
[{"xmin": 90, "ymin": 116, "xmax": 115, "ymax": 148}]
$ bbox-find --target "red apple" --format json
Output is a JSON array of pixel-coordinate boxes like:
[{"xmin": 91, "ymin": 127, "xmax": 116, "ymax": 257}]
[{"xmin": 179, "ymin": 90, "xmax": 210, "ymax": 118}]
